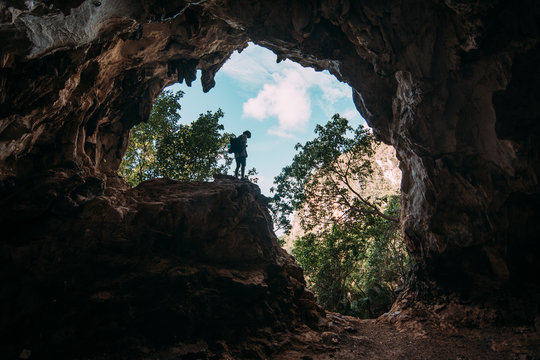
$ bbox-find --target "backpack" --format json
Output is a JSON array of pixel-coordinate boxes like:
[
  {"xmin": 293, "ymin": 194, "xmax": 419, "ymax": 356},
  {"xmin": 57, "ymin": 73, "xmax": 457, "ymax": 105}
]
[{"xmin": 228, "ymin": 136, "xmax": 242, "ymax": 154}]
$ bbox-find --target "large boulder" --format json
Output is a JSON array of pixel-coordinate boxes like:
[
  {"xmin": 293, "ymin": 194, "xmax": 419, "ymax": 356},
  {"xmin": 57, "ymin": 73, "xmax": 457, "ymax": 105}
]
[{"xmin": 0, "ymin": 173, "xmax": 322, "ymax": 358}]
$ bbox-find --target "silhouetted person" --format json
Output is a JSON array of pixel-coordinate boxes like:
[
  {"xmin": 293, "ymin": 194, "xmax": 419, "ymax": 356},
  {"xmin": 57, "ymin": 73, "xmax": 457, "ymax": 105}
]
[{"xmin": 234, "ymin": 130, "xmax": 251, "ymax": 179}]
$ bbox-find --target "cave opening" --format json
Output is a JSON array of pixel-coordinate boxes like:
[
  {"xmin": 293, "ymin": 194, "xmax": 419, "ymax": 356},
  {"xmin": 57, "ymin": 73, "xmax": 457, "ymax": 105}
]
[
  {"xmin": 120, "ymin": 43, "xmax": 367, "ymax": 194},
  {"xmin": 2, "ymin": 0, "xmax": 540, "ymax": 358},
  {"xmin": 110, "ymin": 31, "xmax": 408, "ymax": 321},
  {"xmin": 117, "ymin": 41, "xmax": 407, "ymax": 320}
]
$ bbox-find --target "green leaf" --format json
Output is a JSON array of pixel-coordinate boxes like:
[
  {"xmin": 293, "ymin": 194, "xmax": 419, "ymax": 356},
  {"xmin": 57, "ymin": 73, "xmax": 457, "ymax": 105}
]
[{"xmin": 119, "ymin": 91, "xmax": 235, "ymax": 185}]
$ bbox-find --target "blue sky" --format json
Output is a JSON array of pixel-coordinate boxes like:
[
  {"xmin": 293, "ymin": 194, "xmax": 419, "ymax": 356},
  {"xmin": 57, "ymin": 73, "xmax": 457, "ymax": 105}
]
[{"xmin": 166, "ymin": 43, "xmax": 364, "ymax": 195}]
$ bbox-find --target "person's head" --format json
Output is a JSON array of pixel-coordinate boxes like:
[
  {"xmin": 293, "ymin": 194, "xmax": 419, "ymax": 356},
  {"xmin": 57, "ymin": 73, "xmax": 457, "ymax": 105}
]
[{"xmin": 243, "ymin": 130, "xmax": 251, "ymax": 138}]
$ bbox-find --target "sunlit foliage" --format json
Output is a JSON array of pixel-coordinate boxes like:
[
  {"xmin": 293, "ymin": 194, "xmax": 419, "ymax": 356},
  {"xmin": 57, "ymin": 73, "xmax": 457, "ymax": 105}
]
[
  {"xmin": 292, "ymin": 196, "xmax": 410, "ymax": 317},
  {"xmin": 271, "ymin": 114, "xmax": 411, "ymax": 317},
  {"xmin": 119, "ymin": 90, "xmax": 233, "ymax": 186}
]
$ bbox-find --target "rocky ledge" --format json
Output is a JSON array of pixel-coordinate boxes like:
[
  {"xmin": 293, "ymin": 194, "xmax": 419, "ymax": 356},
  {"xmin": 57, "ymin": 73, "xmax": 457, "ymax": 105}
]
[{"xmin": 0, "ymin": 172, "xmax": 322, "ymax": 359}]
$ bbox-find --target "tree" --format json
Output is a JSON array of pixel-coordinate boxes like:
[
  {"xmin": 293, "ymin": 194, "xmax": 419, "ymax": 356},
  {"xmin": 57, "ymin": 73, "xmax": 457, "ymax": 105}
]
[
  {"xmin": 119, "ymin": 90, "xmax": 233, "ymax": 186},
  {"xmin": 291, "ymin": 197, "xmax": 409, "ymax": 318},
  {"xmin": 292, "ymin": 224, "xmax": 367, "ymax": 315},
  {"xmin": 119, "ymin": 90, "xmax": 183, "ymax": 186},
  {"xmin": 271, "ymin": 114, "xmax": 397, "ymax": 234},
  {"xmin": 154, "ymin": 109, "xmax": 233, "ymax": 181},
  {"xmin": 272, "ymin": 114, "xmax": 410, "ymax": 318}
]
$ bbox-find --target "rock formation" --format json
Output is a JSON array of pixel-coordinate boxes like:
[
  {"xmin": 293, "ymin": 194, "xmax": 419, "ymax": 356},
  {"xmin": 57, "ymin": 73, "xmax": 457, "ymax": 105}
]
[
  {"xmin": 1, "ymin": 0, "xmax": 539, "ymax": 357},
  {"xmin": 0, "ymin": 173, "xmax": 323, "ymax": 358}
]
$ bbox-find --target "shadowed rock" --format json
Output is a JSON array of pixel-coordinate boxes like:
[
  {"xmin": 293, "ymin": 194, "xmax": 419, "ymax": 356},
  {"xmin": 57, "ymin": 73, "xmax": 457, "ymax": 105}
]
[{"xmin": 0, "ymin": 173, "xmax": 322, "ymax": 358}]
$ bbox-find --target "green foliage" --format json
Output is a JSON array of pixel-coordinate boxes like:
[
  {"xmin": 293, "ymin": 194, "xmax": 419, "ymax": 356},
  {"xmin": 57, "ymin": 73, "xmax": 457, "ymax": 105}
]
[
  {"xmin": 293, "ymin": 224, "xmax": 367, "ymax": 315},
  {"xmin": 155, "ymin": 109, "xmax": 233, "ymax": 181},
  {"xmin": 292, "ymin": 196, "xmax": 410, "ymax": 318},
  {"xmin": 118, "ymin": 90, "xmax": 233, "ymax": 186},
  {"xmin": 272, "ymin": 114, "xmax": 410, "ymax": 318},
  {"xmin": 270, "ymin": 114, "xmax": 393, "ymax": 233},
  {"xmin": 118, "ymin": 90, "xmax": 184, "ymax": 186},
  {"xmin": 246, "ymin": 167, "xmax": 259, "ymax": 183}
]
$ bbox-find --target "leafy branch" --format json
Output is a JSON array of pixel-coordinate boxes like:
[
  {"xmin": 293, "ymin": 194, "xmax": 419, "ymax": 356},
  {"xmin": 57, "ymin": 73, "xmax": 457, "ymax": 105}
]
[{"xmin": 270, "ymin": 114, "xmax": 397, "ymax": 233}]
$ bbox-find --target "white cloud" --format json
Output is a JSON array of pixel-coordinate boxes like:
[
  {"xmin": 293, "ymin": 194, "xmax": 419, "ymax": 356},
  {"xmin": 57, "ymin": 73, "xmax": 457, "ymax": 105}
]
[
  {"xmin": 243, "ymin": 69, "xmax": 311, "ymax": 137},
  {"xmin": 298, "ymin": 68, "xmax": 350, "ymax": 104},
  {"xmin": 222, "ymin": 43, "xmax": 353, "ymax": 138},
  {"xmin": 221, "ymin": 45, "xmax": 279, "ymax": 86}
]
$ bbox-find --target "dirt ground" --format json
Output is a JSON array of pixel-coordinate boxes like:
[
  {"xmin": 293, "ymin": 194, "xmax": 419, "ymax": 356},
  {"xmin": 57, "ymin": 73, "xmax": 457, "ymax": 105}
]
[
  {"xmin": 141, "ymin": 311, "xmax": 540, "ymax": 359},
  {"xmin": 268, "ymin": 313, "xmax": 540, "ymax": 360}
]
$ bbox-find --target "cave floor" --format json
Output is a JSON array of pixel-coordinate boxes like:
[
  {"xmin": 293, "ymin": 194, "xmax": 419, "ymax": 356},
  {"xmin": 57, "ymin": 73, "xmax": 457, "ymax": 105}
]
[
  {"xmin": 144, "ymin": 312, "xmax": 540, "ymax": 359},
  {"xmin": 267, "ymin": 313, "xmax": 540, "ymax": 360}
]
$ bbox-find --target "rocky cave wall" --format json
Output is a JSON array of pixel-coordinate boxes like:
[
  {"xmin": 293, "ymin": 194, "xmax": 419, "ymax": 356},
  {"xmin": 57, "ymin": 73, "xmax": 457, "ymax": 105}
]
[{"xmin": 1, "ymin": 0, "xmax": 540, "ymax": 355}]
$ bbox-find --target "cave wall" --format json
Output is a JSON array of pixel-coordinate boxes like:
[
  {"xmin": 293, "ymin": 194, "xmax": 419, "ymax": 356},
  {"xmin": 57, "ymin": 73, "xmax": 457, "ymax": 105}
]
[
  {"xmin": 0, "ymin": 0, "xmax": 249, "ymax": 176},
  {"xmin": 1, "ymin": 0, "xmax": 540, "ymax": 347}
]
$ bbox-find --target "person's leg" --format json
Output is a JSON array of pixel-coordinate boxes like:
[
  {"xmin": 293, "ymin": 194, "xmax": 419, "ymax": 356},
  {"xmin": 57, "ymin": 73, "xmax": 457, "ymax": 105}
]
[
  {"xmin": 234, "ymin": 158, "xmax": 240, "ymax": 178},
  {"xmin": 240, "ymin": 157, "xmax": 246, "ymax": 179}
]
